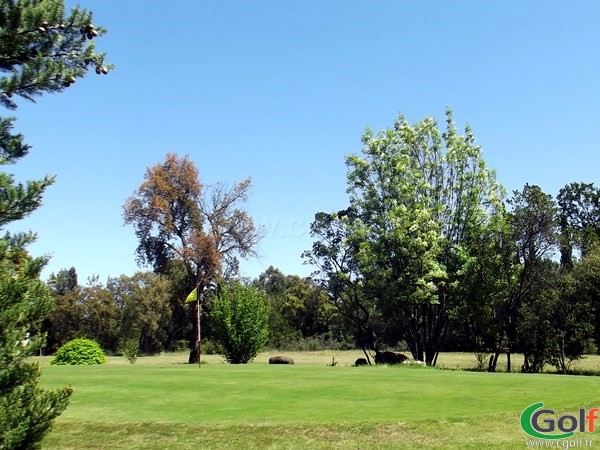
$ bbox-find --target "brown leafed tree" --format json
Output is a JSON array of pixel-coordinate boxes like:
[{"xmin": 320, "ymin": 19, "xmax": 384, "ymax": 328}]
[{"xmin": 123, "ymin": 153, "xmax": 262, "ymax": 363}]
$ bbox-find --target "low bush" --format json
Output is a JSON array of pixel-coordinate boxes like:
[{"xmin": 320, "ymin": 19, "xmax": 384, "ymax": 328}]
[
  {"xmin": 119, "ymin": 337, "xmax": 140, "ymax": 364},
  {"xmin": 50, "ymin": 338, "xmax": 107, "ymax": 365}
]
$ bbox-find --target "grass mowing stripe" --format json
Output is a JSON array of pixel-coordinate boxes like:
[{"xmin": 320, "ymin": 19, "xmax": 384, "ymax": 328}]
[{"xmin": 41, "ymin": 414, "xmax": 568, "ymax": 449}]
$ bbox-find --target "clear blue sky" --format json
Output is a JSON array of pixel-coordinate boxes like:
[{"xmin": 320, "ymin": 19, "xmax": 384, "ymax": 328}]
[{"xmin": 7, "ymin": 1, "xmax": 600, "ymax": 284}]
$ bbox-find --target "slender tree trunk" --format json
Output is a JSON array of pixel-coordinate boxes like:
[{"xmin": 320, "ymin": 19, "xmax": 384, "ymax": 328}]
[
  {"xmin": 188, "ymin": 299, "xmax": 202, "ymax": 365},
  {"xmin": 488, "ymin": 351, "xmax": 500, "ymax": 372},
  {"xmin": 560, "ymin": 335, "xmax": 567, "ymax": 375},
  {"xmin": 432, "ymin": 351, "xmax": 439, "ymax": 367},
  {"xmin": 361, "ymin": 345, "xmax": 372, "ymax": 365}
]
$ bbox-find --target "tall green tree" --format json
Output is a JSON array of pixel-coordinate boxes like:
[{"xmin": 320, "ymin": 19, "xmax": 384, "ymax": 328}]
[
  {"xmin": 342, "ymin": 109, "xmax": 503, "ymax": 366},
  {"xmin": 505, "ymin": 184, "xmax": 566, "ymax": 373},
  {"xmin": 0, "ymin": 1, "xmax": 111, "ymax": 447}
]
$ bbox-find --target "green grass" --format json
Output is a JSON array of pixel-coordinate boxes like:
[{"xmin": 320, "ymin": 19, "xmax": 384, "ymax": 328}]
[{"xmin": 38, "ymin": 351, "xmax": 600, "ymax": 449}]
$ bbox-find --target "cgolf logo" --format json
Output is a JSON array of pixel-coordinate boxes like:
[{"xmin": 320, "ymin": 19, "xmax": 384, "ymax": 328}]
[{"xmin": 521, "ymin": 402, "xmax": 599, "ymax": 440}]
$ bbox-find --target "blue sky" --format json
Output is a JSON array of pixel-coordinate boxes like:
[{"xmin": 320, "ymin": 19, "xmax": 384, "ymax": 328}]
[{"xmin": 7, "ymin": 1, "xmax": 600, "ymax": 284}]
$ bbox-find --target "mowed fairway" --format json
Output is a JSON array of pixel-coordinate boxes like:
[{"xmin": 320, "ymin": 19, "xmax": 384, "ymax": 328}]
[{"xmin": 39, "ymin": 352, "xmax": 600, "ymax": 449}]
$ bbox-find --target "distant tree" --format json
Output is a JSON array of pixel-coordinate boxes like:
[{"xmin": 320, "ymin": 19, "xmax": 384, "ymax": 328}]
[
  {"xmin": 123, "ymin": 153, "xmax": 262, "ymax": 363},
  {"xmin": 506, "ymin": 184, "xmax": 560, "ymax": 372},
  {"xmin": 284, "ymin": 276, "xmax": 333, "ymax": 337},
  {"xmin": 302, "ymin": 211, "xmax": 380, "ymax": 363},
  {"xmin": 44, "ymin": 276, "xmax": 84, "ymax": 353},
  {"xmin": 44, "ymin": 275, "xmax": 121, "ymax": 353},
  {"xmin": 0, "ymin": 1, "xmax": 111, "ymax": 447},
  {"xmin": 557, "ymin": 182, "xmax": 600, "ymax": 268},
  {"xmin": 210, "ymin": 282, "xmax": 269, "ymax": 364},
  {"xmin": 257, "ymin": 266, "xmax": 301, "ymax": 346},
  {"xmin": 47, "ymin": 267, "xmax": 78, "ymax": 295},
  {"xmin": 44, "ymin": 268, "xmax": 81, "ymax": 353},
  {"xmin": 561, "ymin": 245, "xmax": 600, "ymax": 361},
  {"xmin": 453, "ymin": 209, "xmax": 515, "ymax": 371},
  {"xmin": 108, "ymin": 272, "xmax": 173, "ymax": 354},
  {"xmin": 78, "ymin": 277, "xmax": 120, "ymax": 352},
  {"xmin": 257, "ymin": 266, "xmax": 334, "ymax": 347}
]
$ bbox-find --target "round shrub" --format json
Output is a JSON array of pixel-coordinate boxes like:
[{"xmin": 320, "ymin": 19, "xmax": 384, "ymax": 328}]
[{"xmin": 51, "ymin": 338, "xmax": 107, "ymax": 365}]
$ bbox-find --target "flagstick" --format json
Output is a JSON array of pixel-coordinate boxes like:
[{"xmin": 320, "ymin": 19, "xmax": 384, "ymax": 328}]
[{"xmin": 197, "ymin": 290, "xmax": 202, "ymax": 368}]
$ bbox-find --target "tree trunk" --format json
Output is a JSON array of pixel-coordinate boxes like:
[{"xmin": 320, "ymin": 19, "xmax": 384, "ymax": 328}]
[
  {"xmin": 360, "ymin": 344, "xmax": 372, "ymax": 365},
  {"xmin": 560, "ymin": 335, "xmax": 567, "ymax": 375},
  {"xmin": 188, "ymin": 340, "xmax": 199, "ymax": 364},
  {"xmin": 506, "ymin": 351, "xmax": 511, "ymax": 373},
  {"xmin": 488, "ymin": 351, "xmax": 500, "ymax": 372}
]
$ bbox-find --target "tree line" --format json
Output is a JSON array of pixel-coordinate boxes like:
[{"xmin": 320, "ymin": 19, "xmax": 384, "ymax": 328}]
[
  {"xmin": 40, "ymin": 128, "xmax": 600, "ymax": 376},
  {"xmin": 41, "ymin": 265, "xmax": 342, "ymax": 357}
]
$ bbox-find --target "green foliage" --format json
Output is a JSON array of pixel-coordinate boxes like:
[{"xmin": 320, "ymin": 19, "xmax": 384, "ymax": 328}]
[
  {"xmin": 47, "ymin": 267, "xmax": 78, "ymax": 296},
  {"xmin": 200, "ymin": 339, "xmax": 221, "ymax": 355},
  {"xmin": 45, "ymin": 272, "xmax": 174, "ymax": 355},
  {"xmin": 0, "ymin": 0, "xmax": 112, "ymax": 109},
  {"xmin": 108, "ymin": 272, "xmax": 173, "ymax": 354},
  {"xmin": 557, "ymin": 182, "xmax": 600, "ymax": 267},
  {"xmin": 452, "ymin": 209, "xmax": 515, "ymax": 370},
  {"xmin": 0, "ymin": 1, "xmax": 111, "ymax": 447},
  {"xmin": 303, "ymin": 212, "xmax": 378, "ymax": 356},
  {"xmin": 0, "ymin": 235, "xmax": 72, "ymax": 450},
  {"xmin": 119, "ymin": 337, "xmax": 139, "ymax": 364},
  {"xmin": 50, "ymin": 338, "xmax": 106, "ymax": 366},
  {"xmin": 257, "ymin": 266, "xmax": 336, "ymax": 348},
  {"xmin": 308, "ymin": 109, "xmax": 504, "ymax": 366},
  {"xmin": 0, "ymin": 117, "xmax": 55, "ymax": 228},
  {"xmin": 211, "ymin": 283, "xmax": 269, "ymax": 364}
]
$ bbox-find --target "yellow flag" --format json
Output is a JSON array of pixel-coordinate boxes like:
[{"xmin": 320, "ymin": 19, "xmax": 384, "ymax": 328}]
[{"xmin": 186, "ymin": 287, "xmax": 198, "ymax": 302}]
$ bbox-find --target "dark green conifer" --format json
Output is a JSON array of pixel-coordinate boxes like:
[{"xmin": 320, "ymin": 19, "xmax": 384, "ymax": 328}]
[{"xmin": 0, "ymin": 1, "xmax": 111, "ymax": 448}]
